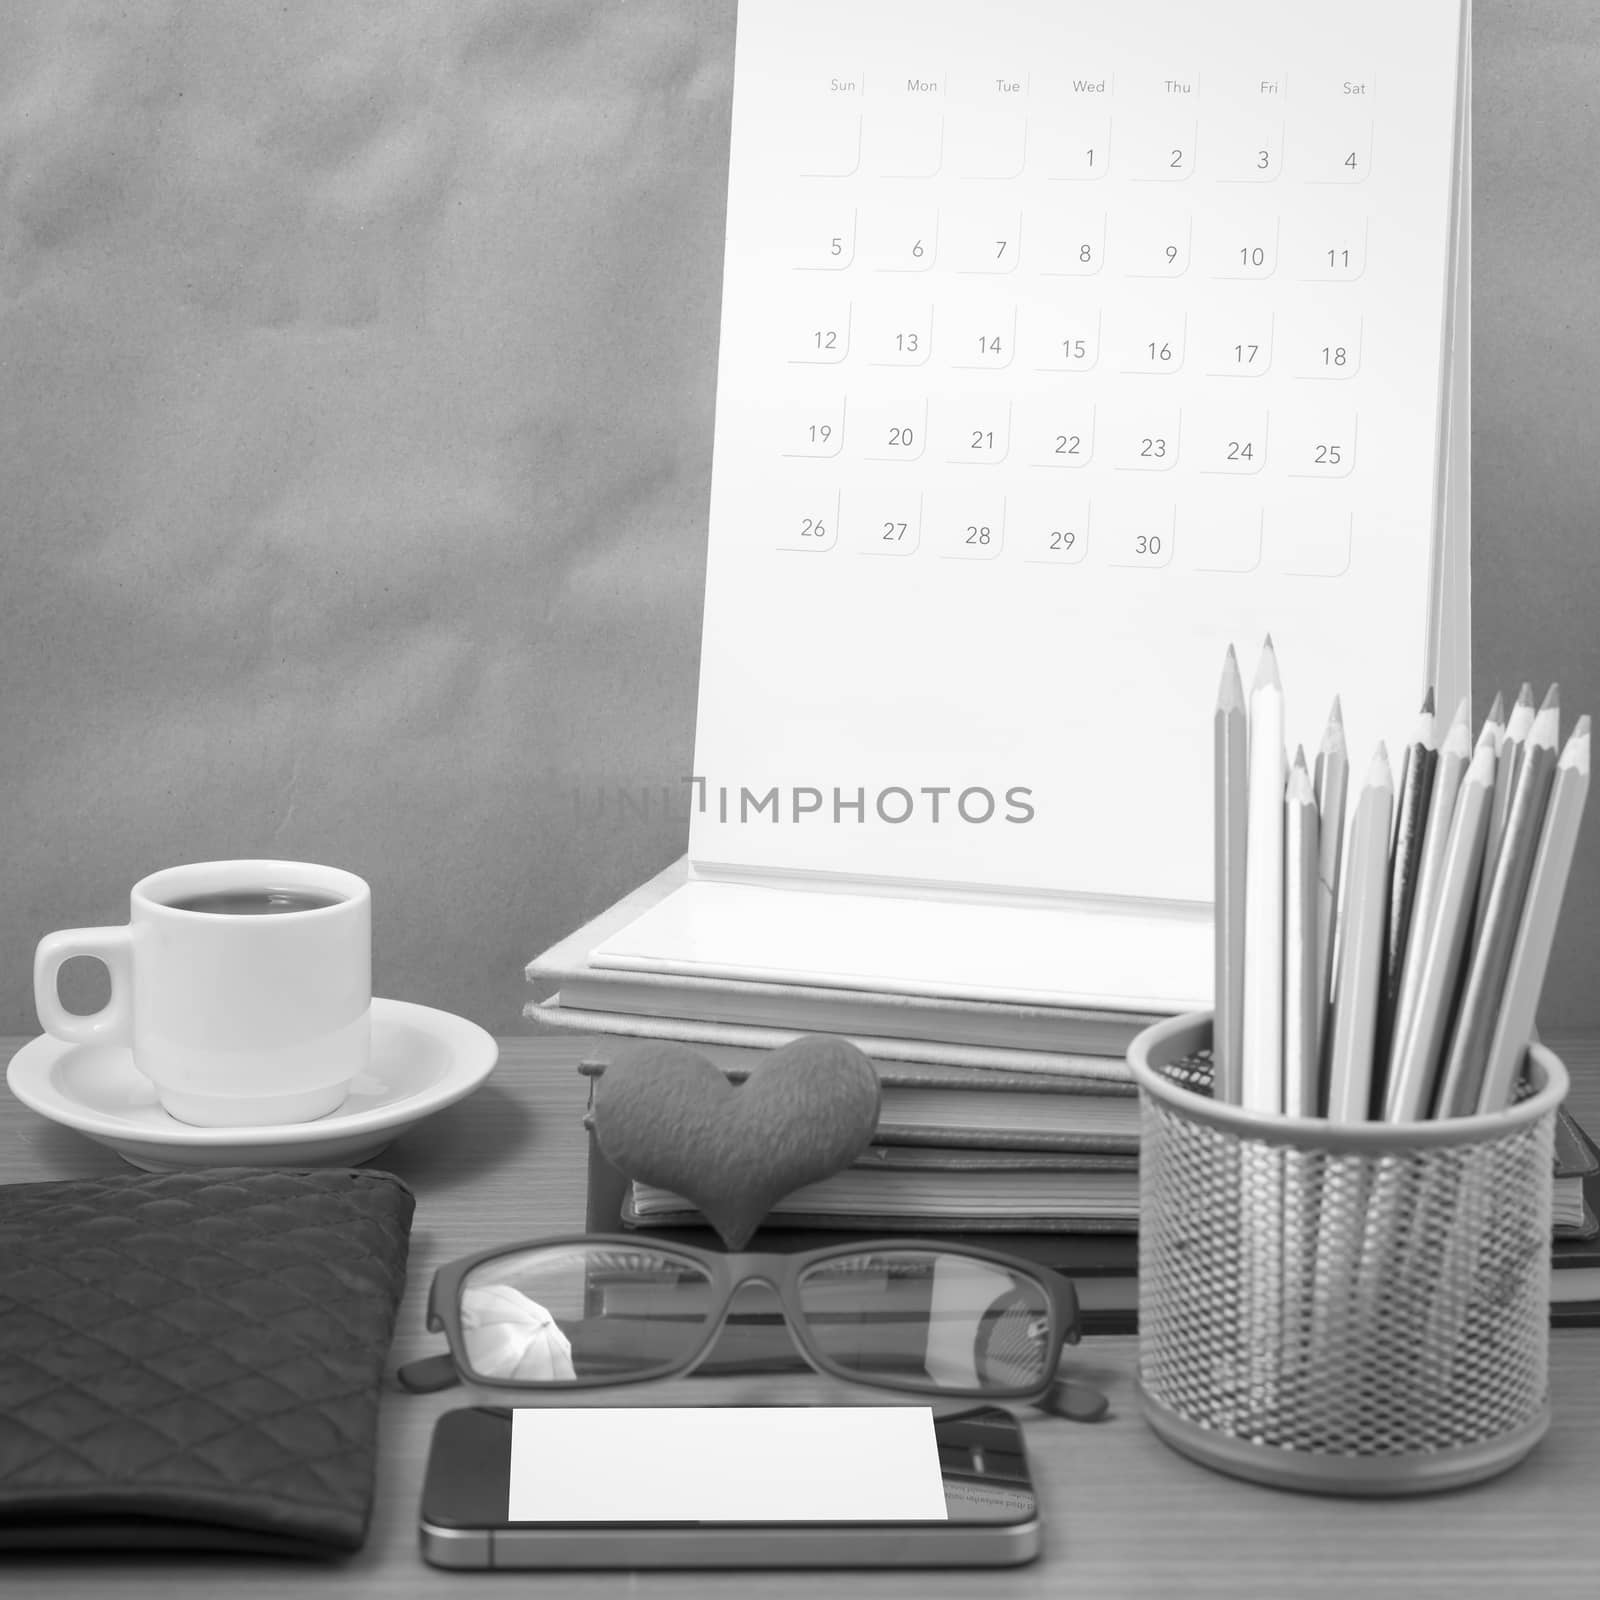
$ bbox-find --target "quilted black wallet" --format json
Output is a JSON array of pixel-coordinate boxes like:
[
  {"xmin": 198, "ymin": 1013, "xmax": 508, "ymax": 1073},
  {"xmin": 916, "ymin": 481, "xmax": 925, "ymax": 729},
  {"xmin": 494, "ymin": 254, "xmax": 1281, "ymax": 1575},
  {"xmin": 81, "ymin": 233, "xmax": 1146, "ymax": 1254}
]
[{"xmin": 0, "ymin": 1166, "xmax": 414, "ymax": 1556}]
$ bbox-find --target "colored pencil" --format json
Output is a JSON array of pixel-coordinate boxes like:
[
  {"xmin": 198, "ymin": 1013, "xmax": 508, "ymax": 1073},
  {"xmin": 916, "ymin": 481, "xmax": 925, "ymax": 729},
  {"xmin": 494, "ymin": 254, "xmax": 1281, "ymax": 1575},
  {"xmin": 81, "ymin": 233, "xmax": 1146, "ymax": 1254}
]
[
  {"xmin": 1476, "ymin": 715, "xmax": 1591, "ymax": 1113},
  {"xmin": 1388, "ymin": 697, "xmax": 1470, "ymax": 1077},
  {"xmin": 1371, "ymin": 692, "xmax": 1437, "ymax": 1110},
  {"xmin": 1471, "ymin": 699, "xmax": 1503, "ymax": 770},
  {"xmin": 1326, "ymin": 746, "xmax": 1395, "ymax": 1122},
  {"xmin": 1214, "ymin": 646, "xmax": 1248, "ymax": 1104},
  {"xmin": 1381, "ymin": 740, "xmax": 1494, "ymax": 1120},
  {"xmin": 1282, "ymin": 751, "xmax": 1320, "ymax": 1116},
  {"xmin": 1436, "ymin": 687, "xmax": 1561, "ymax": 1117},
  {"xmin": 1479, "ymin": 690, "xmax": 1506, "ymax": 757},
  {"xmin": 1475, "ymin": 684, "xmax": 1533, "ymax": 944},
  {"xmin": 1241, "ymin": 638, "xmax": 1286, "ymax": 1115},
  {"xmin": 1312, "ymin": 698, "xmax": 1349, "ymax": 1071}
]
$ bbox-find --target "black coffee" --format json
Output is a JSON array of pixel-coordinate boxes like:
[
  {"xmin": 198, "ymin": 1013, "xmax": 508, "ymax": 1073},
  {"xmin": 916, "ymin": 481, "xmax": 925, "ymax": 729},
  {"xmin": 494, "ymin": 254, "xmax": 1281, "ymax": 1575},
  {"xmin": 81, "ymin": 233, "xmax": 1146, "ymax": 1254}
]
[{"xmin": 165, "ymin": 888, "xmax": 345, "ymax": 916}]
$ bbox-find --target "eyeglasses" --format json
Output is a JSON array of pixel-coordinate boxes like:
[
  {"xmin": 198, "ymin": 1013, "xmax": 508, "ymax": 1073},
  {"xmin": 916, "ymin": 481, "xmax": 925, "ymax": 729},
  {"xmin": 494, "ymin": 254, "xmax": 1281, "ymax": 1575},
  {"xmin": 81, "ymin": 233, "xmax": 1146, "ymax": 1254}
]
[{"xmin": 399, "ymin": 1235, "xmax": 1106, "ymax": 1419}]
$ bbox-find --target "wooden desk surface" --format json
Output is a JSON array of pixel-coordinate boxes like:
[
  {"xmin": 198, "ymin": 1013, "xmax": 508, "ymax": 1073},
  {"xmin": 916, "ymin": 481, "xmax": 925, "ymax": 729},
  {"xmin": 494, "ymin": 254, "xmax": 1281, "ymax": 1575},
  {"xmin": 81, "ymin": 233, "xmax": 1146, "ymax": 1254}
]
[{"xmin": 3, "ymin": 1033, "xmax": 1599, "ymax": 1599}]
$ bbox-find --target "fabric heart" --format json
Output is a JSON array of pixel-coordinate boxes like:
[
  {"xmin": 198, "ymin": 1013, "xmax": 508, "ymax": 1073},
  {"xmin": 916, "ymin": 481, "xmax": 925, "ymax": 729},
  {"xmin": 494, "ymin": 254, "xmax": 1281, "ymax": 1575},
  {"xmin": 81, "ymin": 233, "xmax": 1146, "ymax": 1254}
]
[{"xmin": 591, "ymin": 1035, "xmax": 882, "ymax": 1249}]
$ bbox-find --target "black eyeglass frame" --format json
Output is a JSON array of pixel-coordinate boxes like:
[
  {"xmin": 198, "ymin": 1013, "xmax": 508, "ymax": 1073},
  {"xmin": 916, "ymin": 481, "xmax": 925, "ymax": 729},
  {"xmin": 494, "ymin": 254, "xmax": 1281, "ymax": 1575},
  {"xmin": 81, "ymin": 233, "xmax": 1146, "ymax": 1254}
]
[{"xmin": 421, "ymin": 1233, "xmax": 1082, "ymax": 1403}]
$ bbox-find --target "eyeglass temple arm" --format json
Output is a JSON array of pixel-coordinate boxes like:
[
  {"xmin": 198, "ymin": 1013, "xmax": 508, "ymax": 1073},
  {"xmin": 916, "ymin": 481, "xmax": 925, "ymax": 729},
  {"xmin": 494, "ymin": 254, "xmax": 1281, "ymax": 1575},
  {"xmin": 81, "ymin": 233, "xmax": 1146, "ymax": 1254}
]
[
  {"xmin": 397, "ymin": 1352, "xmax": 461, "ymax": 1394},
  {"xmin": 1044, "ymin": 1267, "xmax": 1083, "ymax": 1344},
  {"xmin": 1038, "ymin": 1376, "xmax": 1110, "ymax": 1422},
  {"xmin": 1030, "ymin": 1270, "xmax": 1110, "ymax": 1420}
]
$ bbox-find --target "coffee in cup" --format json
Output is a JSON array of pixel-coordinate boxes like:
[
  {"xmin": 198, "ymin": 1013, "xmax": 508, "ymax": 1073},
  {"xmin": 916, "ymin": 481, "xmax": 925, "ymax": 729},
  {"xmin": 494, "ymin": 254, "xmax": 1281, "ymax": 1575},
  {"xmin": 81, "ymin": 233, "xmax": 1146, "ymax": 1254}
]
[
  {"xmin": 34, "ymin": 860, "xmax": 371, "ymax": 1127},
  {"xmin": 163, "ymin": 888, "xmax": 347, "ymax": 917}
]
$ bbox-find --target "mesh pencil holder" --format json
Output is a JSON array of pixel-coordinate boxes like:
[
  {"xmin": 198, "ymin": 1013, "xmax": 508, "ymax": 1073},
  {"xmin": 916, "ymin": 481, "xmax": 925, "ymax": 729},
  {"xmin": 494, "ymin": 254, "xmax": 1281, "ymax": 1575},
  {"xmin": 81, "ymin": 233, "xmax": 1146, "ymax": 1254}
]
[{"xmin": 1129, "ymin": 1011, "xmax": 1567, "ymax": 1496}]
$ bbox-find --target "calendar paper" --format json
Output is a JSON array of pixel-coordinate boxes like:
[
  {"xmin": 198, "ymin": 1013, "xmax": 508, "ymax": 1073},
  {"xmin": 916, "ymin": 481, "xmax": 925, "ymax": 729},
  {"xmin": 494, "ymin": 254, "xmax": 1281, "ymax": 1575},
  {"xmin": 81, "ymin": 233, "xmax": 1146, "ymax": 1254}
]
[{"xmin": 596, "ymin": 0, "xmax": 1468, "ymax": 1008}]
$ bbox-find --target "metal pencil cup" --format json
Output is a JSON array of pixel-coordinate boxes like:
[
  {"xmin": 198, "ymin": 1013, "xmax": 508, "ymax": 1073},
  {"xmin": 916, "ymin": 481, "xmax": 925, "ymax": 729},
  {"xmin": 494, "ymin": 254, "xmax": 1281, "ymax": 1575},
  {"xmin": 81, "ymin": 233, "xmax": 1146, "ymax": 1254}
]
[{"xmin": 1129, "ymin": 1011, "xmax": 1567, "ymax": 1496}]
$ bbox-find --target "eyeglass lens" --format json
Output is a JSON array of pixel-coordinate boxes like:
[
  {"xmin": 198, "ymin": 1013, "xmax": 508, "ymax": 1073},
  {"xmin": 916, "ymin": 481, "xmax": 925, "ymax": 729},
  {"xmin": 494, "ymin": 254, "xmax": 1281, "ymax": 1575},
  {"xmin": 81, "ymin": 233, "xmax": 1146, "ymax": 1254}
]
[
  {"xmin": 796, "ymin": 1248, "xmax": 1053, "ymax": 1391},
  {"xmin": 456, "ymin": 1244, "xmax": 1053, "ymax": 1394}
]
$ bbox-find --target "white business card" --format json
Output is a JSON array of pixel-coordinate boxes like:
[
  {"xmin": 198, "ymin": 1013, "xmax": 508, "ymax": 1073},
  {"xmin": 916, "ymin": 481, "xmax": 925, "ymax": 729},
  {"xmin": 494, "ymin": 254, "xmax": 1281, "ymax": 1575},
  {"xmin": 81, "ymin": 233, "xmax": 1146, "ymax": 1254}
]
[{"xmin": 508, "ymin": 1406, "xmax": 949, "ymax": 1523}]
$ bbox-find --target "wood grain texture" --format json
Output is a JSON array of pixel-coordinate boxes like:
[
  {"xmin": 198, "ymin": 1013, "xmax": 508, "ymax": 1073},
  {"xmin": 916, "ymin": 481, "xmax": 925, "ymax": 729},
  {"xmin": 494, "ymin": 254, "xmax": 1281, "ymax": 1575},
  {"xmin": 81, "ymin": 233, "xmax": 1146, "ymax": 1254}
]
[{"xmin": 3, "ymin": 1033, "xmax": 1600, "ymax": 1598}]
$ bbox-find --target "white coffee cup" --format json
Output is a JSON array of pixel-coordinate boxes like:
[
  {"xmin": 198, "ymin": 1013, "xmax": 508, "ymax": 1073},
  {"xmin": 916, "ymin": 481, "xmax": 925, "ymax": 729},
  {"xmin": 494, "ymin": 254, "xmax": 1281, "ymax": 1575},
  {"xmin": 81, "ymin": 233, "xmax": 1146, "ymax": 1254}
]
[{"xmin": 33, "ymin": 860, "xmax": 371, "ymax": 1127}]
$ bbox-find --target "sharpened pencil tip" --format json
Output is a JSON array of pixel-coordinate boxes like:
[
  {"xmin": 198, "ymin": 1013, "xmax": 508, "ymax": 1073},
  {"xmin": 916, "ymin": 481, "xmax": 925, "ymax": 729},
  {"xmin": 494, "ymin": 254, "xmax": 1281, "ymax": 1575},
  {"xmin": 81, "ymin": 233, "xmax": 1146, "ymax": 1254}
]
[
  {"xmin": 1287, "ymin": 760, "xmax": 1315, "ymax": 802},
  {"xmin": 1451, "ymin": 696, "xmax": 1470, "ymax": 730},
  {"xmin": 1292, "ymin": 745, "xmax": 1309, "ymax": 773},
  {"xmin": 1540, "ymin": 682, "xmax": 1560, "ymax": 713},
  {"xmin": 1217, "ymin": 644, "xmax": 1245, "ymax": 711},
  {"xmin": 1530, "ymin": 699, "xmax": 1561, "ymax": 747},
  {"xmin": 1251, "ymin": 636, "xmax": 1281, "ymax": 693},
  {"xmin": 1421, "ymin": 686, "xmax": 1435, "ymax": 714},
  {"xmin": 1506, "ymin": 688, "xmax": 1537, "ymax": 740},
  {"xmin": 1563, "ymin": 717, "xmax": 1591, "ymax": 774},
  {"xmin": 1486, "ymin": 690, "xmax": 1505, "ymax": 725},
  {"xmin": 1369, "ymin": 743, "xmax": 1393, "ymax": 786},
  {"xmin": 1319, "ymin": 698, "xmax": 1347, "ymax": 756}
]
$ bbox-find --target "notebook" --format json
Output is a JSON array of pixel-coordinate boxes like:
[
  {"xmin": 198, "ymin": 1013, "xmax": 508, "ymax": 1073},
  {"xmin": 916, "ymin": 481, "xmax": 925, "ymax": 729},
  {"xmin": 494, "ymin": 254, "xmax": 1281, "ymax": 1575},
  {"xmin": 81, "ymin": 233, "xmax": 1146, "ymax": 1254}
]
[
  {"xmin": 588, "ymin": 0, "xmax": 1471, "ymax": 1013},
  {"xmin": 577, "ymin": 1052, "xmax": 1139, "ymax": 1151},
  {"xmin": 539, "ymin": 997, "xmax": 1137, "ymax": 1081},
  {"xmin": 626, "ymin": 1153, "xmax": 1141, "ymax": 1229},
  {"xmin": 527, "ymin": 857, "xmax": 1159, "ymax": 1055}
]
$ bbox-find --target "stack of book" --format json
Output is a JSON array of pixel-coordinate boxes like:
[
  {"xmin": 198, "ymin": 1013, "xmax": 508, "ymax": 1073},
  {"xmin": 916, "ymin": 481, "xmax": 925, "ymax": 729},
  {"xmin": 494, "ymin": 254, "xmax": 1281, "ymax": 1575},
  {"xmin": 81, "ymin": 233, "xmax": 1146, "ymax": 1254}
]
[
  {"xmin": 528, "ymin": 859, "xmax": 1170, "ymax": 1326},
  {"xmin": 577, "ymin": 1051, "xmax": 1140, "ymax": 1234},
  {"xmin": 1551, "ymin": 1117, "xmax": 1600, "ymax": 1328}
]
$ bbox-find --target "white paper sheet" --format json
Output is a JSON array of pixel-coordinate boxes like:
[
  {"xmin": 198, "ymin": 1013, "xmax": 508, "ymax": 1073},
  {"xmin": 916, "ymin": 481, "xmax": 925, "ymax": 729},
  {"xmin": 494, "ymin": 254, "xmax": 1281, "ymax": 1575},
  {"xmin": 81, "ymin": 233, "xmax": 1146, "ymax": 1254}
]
[
  {"xmin": 689, "ymin": 0, "xmax": 1468, "ymax": 904},
  {"xmin": 594, "ymin": 874, "xmax": 1210, "ymax": 1009},
  {"xmin": 508, "ymin": 1406, "xmax": 948, "ymax": 1523}
]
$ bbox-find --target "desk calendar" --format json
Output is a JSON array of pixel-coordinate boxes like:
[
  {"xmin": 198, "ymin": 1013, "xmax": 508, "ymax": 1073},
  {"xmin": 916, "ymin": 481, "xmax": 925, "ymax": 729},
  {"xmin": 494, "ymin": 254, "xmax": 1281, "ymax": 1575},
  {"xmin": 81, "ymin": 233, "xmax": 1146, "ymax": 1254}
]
[{"xmin": 593, "ymin": 0, "xmax": 1470, "ymax": 1012}]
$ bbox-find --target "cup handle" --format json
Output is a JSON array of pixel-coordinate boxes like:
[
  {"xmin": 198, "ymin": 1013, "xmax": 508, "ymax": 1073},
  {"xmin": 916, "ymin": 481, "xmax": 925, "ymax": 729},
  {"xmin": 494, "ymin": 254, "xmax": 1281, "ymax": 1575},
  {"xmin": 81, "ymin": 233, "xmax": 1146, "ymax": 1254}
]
[{"xmin": 33, "ymin": 927, "xmax": 135, "ymax": 1047}]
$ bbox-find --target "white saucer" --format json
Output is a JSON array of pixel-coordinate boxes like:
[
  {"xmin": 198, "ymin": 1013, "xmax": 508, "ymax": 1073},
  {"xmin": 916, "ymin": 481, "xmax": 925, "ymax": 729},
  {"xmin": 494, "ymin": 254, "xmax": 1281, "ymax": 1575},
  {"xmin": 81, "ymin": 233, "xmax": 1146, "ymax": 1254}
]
[{"xmin": 5, "ymin": 997, "xmax": 498, "ymax": 1171}]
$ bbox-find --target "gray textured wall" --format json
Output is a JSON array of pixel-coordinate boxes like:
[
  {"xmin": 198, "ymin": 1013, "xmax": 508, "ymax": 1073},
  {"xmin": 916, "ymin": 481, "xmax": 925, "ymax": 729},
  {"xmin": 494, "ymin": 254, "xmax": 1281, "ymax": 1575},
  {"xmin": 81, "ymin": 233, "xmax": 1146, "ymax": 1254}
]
[
  {"xmin": 1473, "ymin": 3, "xmax": 1600, "ymax": 1030},
  {"xmin": 0, "ymin": 1, "xmax": 730, "ymax": 1034},
  {"xmin": 2, "ymin": 2, "xmax": 1597, "ymax": 1037}
]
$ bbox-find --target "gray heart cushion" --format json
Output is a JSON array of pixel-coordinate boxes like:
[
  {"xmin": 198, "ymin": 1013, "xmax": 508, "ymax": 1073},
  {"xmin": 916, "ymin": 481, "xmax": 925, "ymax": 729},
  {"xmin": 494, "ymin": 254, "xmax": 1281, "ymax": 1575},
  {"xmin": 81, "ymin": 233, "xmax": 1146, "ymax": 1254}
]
[{"xmin": 591, "ymin": 1035, "xmax": 882, "ymax": 1248}]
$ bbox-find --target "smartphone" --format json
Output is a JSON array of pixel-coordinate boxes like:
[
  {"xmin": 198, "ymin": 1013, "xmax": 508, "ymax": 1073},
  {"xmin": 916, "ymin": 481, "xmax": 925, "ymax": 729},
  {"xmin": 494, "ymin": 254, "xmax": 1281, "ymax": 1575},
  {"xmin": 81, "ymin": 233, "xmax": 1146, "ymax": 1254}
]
[{"xmin": 420, "ymin": 1404, "xmax": 1041, "ymax": 1569}]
